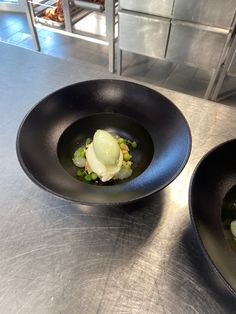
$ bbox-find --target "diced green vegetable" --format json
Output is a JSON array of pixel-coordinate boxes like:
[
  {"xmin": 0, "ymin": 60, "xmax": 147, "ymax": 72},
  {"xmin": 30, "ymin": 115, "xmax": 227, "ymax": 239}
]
[
  {"xmin": 76, "ymin": 169, "xmax": 83, "ymax": 177},
  {"xmin": 230, "ymin": 220, "xmax": 236, "ymax": 237},
  {"xmin": 74, "ymin": 146, "xmax": 86, "ymax": 158},
  {"xmin": 86, "ymin": 137, "xmax": 92, "ymax": 145},
  {"xmin": 131, "ymin": 141, "xmax": 137, "ymax": 148},
  {"xmin": 79, "ymin": 150, "xmax": 85, "ymax": 158}
]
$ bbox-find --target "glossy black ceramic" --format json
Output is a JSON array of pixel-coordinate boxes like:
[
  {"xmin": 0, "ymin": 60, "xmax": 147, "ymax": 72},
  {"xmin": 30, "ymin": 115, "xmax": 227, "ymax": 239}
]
[
  {"xmin": 189, "ymin": 138, "xmax": 236, "ymax": 295},
  {"xmin": 16, "ymin": 79, "xmax": 191, "ymax": 205}
]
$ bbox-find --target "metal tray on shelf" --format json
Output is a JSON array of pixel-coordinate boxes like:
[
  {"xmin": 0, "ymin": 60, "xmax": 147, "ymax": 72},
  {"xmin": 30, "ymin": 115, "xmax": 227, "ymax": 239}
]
[
  {"xmin": 74, "ymin": 0, "xmax": 104, "ymax": 12},
  {"xmin": 35, "ymin": 15, "xmax": 65, "ymax": 29},
  {"xmin": 35, "ymin": 5, "xmax": 83, "ymax": 29}
]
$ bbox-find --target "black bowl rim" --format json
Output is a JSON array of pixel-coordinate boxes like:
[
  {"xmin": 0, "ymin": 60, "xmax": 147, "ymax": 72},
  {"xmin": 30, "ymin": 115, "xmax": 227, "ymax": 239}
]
[
  {"xmin": 16, "ymin": 79, "xmax": 192, "ymax": 205},
  {"xmin": 189, "ymin": 138, "xmax": 236, "ymax": 297}
]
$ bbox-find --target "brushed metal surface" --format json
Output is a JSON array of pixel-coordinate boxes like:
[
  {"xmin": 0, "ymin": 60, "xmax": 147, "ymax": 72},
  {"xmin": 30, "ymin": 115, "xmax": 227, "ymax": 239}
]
[
  {"xmin": 119, "ymin": 11, "xmax": 170, "ymax": 59},
  {"xmin": 173, "ymin": 0, "xmax": 236, "ymax": 28},
  {"xmin": 166, "ymin": 21, "xmax": 227, "ymax": 69},
  {"xmin": 0, "ymin": 42, "xmax": 236, "ymax": 313},
  {"xmin": 119, "ymin": 0, "xmax": 174, "ymax": 18},
  {"xmin": 229, "ymin": 52, "xmax": 236, "ymax": 75}
]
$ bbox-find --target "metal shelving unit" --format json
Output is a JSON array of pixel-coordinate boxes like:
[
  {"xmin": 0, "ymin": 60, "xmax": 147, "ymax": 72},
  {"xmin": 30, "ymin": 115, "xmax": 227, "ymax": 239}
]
[
  {"xmin": 24, "ymin": 0, "xmax": 117, "ymax": 72},
  {"xmin": 117, "ymin": 0, "xmax": 236, "ymax": 100},
  {"xmin": 205, "ymin": 16, "xmax": 236, "ymax": 101}
]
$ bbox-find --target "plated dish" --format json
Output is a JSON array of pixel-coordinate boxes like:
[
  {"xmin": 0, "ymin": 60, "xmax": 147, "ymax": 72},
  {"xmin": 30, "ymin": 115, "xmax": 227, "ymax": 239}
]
[
  {"xmin": 72, "ymin": 129, "xmax": 137, "ymax": 183},
  {"xmin": 189, "ymin": 139, "xmax": 236, "ymax": 296},
  {"xmin": 16, "ymin": 79, "xmax": 191, "ymax": 205}
]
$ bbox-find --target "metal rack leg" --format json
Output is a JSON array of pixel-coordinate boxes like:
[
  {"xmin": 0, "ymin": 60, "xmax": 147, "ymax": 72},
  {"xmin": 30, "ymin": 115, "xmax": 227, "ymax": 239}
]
[
  {"xmin": 62, "ymin": 0, "xmax": 72, "ymax": 32},
  {"xmin": 204, "ymin": 69, "xmax": 217, "ymax": 100},
  {"xmin": 211, "ymin": 33, "xmax": 236, "ymax": 101},
  {"xmin": 117, "ymin": 48, "xmax": 122, "ymax": 75},
  {"xmin": 106, "ymin": 0, "xmax": 115, "ymax": 73},
  {"xmin": 204, "ymin": 14, "xmax": 236, "ymax": 100},
  {"xmin": 23, "ymin": 0, "xmax": 40, "ymax": 51}
]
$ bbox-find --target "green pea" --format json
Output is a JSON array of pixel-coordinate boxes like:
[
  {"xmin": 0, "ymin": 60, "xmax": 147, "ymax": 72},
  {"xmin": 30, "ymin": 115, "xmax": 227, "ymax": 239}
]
[
  {"xmin": 84, "ymin": 174, "xmax": 92, "ymax": 181},
  {"xmin": 91, "ymin": 172, "xmax": 97, "ymax": 180},
  {"xmin": 117, "ymin": 137, "xmax": 125, "ymax": 144},
  {"xmin": 131, "ymin": 141, "xmax": 137, "ymax": 148},
  {"xmin": 123, "ymin": 153, "xmax": 131, "ymax": 161}
]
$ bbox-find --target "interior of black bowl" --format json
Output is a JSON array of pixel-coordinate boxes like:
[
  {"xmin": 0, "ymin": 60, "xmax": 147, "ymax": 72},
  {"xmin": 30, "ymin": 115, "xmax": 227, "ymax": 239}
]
[
  {"xmin": 17, "ymin": 79, "xmax": 191, "ymax": 205},
  {"xmin": 190, "ymin": 139, "xmax": 236, "ymax": 295},
  {"xmin": 222, "ymin": 185, "xmax": 236, "ymax": 254},
  {"xmin": 57, "ymin": 113, "xmax": 154, "ymax": 185}
]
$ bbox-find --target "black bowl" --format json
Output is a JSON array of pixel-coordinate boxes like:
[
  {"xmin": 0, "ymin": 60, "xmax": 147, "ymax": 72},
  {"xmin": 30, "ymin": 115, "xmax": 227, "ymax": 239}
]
[
  {"xmin": 189, "ymin": 138, "xmax": 236, "ymax": 295},
  {"xmin": 16, "ymin": 79, "xmax": 191, "ymax": 205}
]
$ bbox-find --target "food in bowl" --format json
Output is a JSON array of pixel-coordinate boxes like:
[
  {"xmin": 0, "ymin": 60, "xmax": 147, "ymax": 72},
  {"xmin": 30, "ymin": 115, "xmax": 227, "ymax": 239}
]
[
  {"xmin": 72, "ymin": 129, "xmax": 137, "ymax": 183},
  {"xmin": 221, "ymin": 184, "xmax": 236, "ymax": 253},
  {"xmin": 231, "ymin": 220, "xmax": 236, "ymax": 240}
]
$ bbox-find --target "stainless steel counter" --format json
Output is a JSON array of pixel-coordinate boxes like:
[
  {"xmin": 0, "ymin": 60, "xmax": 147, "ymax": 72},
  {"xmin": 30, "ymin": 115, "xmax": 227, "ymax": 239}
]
[{"xmin": 0, "ymin": 42, "xmax": 236, "ymax": 313}]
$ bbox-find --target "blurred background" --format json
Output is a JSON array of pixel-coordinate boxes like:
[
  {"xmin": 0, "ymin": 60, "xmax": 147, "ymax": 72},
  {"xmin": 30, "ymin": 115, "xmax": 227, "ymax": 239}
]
[{"xmin": 0, "ymin": 0, "xmax": 235, "ymax": 105}]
